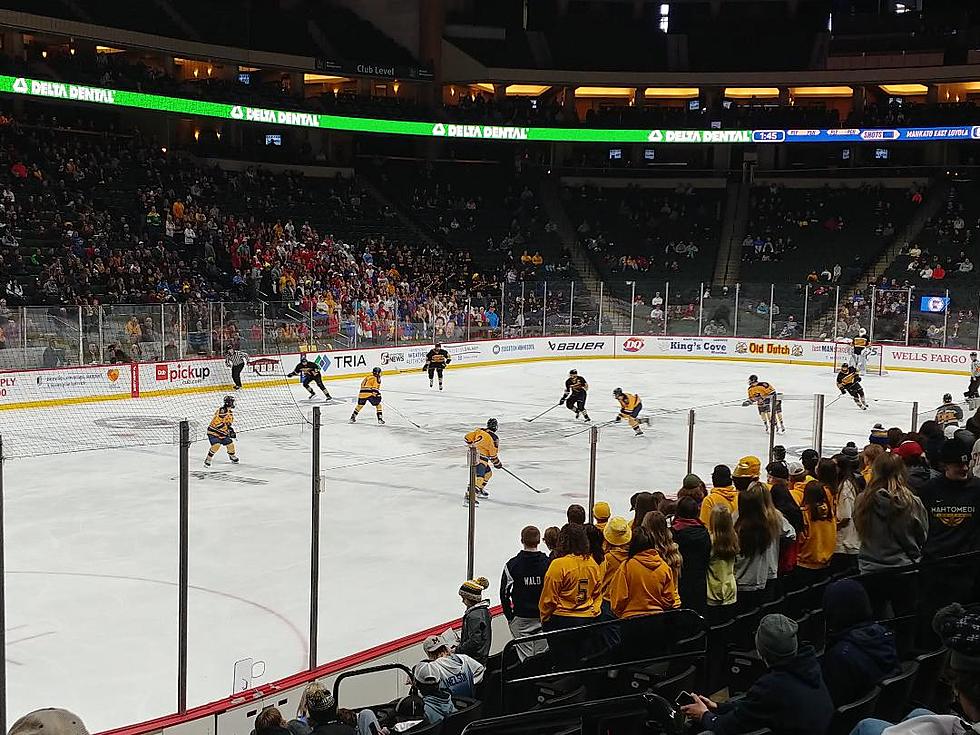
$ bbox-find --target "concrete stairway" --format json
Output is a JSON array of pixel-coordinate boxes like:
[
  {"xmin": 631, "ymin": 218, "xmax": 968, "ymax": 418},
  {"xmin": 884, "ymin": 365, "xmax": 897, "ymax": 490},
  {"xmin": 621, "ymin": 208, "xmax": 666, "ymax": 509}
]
[{"xmin": 535, "ymin": 177, "xmax": 631, "ymax": 332}]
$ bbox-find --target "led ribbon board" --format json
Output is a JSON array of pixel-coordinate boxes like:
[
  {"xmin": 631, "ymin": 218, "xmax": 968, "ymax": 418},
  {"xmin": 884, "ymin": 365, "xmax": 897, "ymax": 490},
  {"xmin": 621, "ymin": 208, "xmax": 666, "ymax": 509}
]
[{"xmin": 4, "ymin": 76, "xmax": 979, "ymax": 144}]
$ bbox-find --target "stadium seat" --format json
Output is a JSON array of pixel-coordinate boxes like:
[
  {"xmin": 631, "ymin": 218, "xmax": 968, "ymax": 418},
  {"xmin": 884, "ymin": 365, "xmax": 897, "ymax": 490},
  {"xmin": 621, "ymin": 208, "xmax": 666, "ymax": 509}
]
[
  {"xmin": 729, "ymin": 607, "xmax": 764, "ymax": 651},
  {"xmin": 874, "ymin": 660, "xmax": 920, "ymax": 723},
  {"xmin": 705, "ymin": 618, "xmax": 737, "ymax": 694},
  {"xmin": 796, "ymin": 608, "xmax": 827, "ymax": 652},
  {"xmin": 650, "ymin": 663, "xmax": 699, "ymax": 702},
  {"xmin": 726, "ymin": 648, "xmax": 766, "ymax": 696},
  {"xmin": 442, "ymin": 697, "xmax": 483, "ymax": 735},
  {"xmin": 530, "ymin": 682, "xmax": 587, "ymax": 710},
  {"xmin": 828, "ymin": 685, "xmax": 882, "ymax": 735},
  {"xmin": 910, "ymin": 648, "xmax": 951, "ymax": 712},
  {"xmin": 781, "ymin": 585, "xmax": 812, "ymax": 620}
]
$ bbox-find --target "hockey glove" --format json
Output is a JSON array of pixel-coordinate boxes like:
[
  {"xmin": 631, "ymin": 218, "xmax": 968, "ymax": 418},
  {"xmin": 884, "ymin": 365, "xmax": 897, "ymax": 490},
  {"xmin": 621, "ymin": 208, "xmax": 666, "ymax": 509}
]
[
  {"xmin": 492, "ymin": 459, "xmax": 503, "ymax": 469},
  {"xmin": 422, "ymin": 363, "xmax": 429, "ymax": 372},
  {"xmin": 741, "ymin": 400, "xmax": 752, "ymax": 406}
]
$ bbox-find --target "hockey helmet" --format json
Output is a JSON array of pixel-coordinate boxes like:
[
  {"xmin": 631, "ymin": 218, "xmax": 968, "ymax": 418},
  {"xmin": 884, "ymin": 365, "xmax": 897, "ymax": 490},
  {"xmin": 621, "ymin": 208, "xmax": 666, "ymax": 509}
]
[
  {"xmin": 299, "ymin": 352, "xmax": 308, "ymax": 361},
  {"xmin": 434, "ymin": 342, "xmax": 442, "ymax": 349},
  {"xmin": 972, "ymin": 352, "xmax": 977, "ymax": 359},
  {"xmin": 944, "ymin": 393, "xmax": 953, "ymax": 403},
  {"xmin": 486, "ymin": 418, "xmax": 498, "ymax": 432},
  {"xmin": 613, "ymin": 387, "xmax": 624, "ymax": 397},
  {"xmin": 859, "ymin": 328, "xmax": 868, "ymax": 336},
  {"xmin": 748, "ymin": 374, "xmax": 758, "ymax": 385},
  {"xmin": 223, "ymin": 395, "xmax": 236, "ymax": 408},
  {"xmin": 569, "ymin": 369, "xmax": 578, "ymax": 376},
  {"xmin": 372, "ymin": 367, "xmax": 382, "ymax": 377}
]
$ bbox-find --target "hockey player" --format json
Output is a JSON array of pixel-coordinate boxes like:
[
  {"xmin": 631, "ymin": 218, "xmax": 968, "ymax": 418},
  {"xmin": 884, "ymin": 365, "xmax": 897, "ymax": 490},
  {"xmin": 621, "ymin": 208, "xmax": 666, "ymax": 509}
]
[
  {"xmin": 613, "ymin": 387, "xmax": 646, "ymax": 437},
  {"xmin": 965, "ymin": 352, "xmax": 980, "ymax": 400},
  {"xmin": 936, "ymin": 393, "xmax": 964, "ymax": 429},
  {"xmin": 559, "ymin": 369, "xmax": 591, "ymax": 421},
  {"xmin": 350, "ymin": 367, "xmax": 384, "ymax": 424},
  {"xmin": 745, "ymin": 375, "xmax": 785, "ymax": 432},
  {"xmin": 204, "ymin": 395, "xmax": 239, "ymax": 467},
  {"xmin": 464, "ymin": 418, "xmax": 502, "ymax": 505},
  {"xmin": 852, "ymin": 329, "xmax": 870, "ymax": 373},
  {"xmin": 836, "ymin": 364, "xmax": 868, "ymax": 410},
  {"xmin": 424, "ymin": 343, "xmax": 452, "ymax": 390},
  {"xmin": 286, "ymin": 353, "xmax": 332, "ymax": 400}
]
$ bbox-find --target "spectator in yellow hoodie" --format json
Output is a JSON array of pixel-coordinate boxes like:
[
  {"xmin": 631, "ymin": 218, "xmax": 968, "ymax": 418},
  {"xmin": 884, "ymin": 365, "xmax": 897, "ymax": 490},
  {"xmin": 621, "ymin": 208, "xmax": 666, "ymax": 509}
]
[
  {"xmin": 597, "ymin": 516, "xmax": 632, "ymax": 614},
  {"xmin": 699, "ymin": 465, "xmax": 738, "ymax": 525},
  {"xmin": 539, "ymin": 523, "xmax": 602, "ymax": 629},
  {"xmin": 796, "ymin": 480, "xmax": 837, "ymax": 585},
  {"xmin": 609, "ymin": 517, "xmax": 681, "ymax": 619},
  {"xmin": 732, "ymin": 455, "xmax": 763, "ymax": 492}
]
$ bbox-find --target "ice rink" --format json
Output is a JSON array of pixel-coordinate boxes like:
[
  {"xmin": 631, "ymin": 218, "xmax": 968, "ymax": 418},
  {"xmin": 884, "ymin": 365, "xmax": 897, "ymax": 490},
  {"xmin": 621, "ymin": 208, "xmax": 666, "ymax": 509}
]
[{"xmin": 1, "ymin": 356, "xmax": 954, "ymax": 730}]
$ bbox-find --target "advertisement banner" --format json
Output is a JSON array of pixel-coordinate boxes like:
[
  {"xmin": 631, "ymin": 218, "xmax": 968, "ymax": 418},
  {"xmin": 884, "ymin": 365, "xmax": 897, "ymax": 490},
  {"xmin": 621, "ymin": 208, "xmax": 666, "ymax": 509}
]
[{"xmin": 4, "ymin": 74, "xmax": 975, "ymax": 146}]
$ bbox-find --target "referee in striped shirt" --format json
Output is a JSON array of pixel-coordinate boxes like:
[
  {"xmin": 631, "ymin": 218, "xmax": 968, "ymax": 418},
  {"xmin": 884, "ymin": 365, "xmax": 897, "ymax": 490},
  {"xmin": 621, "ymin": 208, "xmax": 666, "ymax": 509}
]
[{"xmin": 225, "ymin": 346, "xmax": 249, "ymax": 390}]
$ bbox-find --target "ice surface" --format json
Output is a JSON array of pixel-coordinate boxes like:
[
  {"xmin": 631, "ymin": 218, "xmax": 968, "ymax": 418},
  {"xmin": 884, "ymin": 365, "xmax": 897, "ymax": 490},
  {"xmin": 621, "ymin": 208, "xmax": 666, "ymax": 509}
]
[{"xmin": 1, "ymin": 357, "xmax": 953, "ymax": 729}]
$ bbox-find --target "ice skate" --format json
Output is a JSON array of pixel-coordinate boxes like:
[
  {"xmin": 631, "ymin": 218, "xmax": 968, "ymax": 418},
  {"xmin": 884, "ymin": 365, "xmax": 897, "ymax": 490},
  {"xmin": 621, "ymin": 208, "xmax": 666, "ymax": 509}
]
[
  {"xmin": 203, "ymin": 458, "xmax": 212, "ymax": 467},
  {"xmin": 475, "ymin": 487, "xmax": 489, "ymax": 498},
  {"xmin": 463, "ymin": 493, "xmax": 479, "ymax": 507},
  {"xmin": 230, "ymin": 455, "xmax": 239, "ymax": 464}
]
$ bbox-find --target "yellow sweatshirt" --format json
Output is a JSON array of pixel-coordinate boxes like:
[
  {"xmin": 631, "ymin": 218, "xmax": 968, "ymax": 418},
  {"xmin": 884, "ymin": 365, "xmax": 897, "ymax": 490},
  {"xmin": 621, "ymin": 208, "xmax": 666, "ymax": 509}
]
[
  {"xmin": 539, "ymin": 554, "xmax": 602, "ymax": 621},
  {"xmin": 699, "ymin": 486, "xmax": 738, "ymax": 525},
  {"xmin": 609, "ymin": 549, "xmax": 681, "ymax": 619},
  {"xmin": 797, "ymin": 499, "xmax": 837, "ymax": 569},
  {"xmin": 597, "ymin": 545, "xmax": 629, "ymax": 602}
]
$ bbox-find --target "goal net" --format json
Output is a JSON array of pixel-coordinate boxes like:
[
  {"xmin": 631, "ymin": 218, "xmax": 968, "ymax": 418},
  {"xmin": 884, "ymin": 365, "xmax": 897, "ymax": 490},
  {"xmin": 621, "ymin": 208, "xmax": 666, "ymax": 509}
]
[{"xmin": 832, "ymin": 340, "xmax": 887, "ymax": 376}]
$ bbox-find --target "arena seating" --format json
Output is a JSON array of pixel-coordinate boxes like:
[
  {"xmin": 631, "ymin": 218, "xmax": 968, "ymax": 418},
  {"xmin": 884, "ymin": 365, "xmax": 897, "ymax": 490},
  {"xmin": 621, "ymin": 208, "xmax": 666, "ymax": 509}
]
[
  {"xmin": 882, "ymin": 179, "xmax": 980, "ymax": 348},
  {"xmin": 316, "ymin": 529, "xmax": 980, "ymax": 735}
]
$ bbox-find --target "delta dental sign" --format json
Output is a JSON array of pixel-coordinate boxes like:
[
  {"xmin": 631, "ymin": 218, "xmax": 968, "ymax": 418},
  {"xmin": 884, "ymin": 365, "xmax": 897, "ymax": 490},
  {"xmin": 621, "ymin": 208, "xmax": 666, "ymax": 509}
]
[{"xmin": 12, "ymin": 77, "xmax": 115, "ymax": 104}]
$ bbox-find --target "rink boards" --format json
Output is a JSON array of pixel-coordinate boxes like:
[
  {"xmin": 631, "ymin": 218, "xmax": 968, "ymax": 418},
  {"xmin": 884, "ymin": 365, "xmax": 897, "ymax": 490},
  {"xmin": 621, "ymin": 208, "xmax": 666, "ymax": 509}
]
[{"xmin": 0, "ymin": 334, "xmax": 973, "ymax": 411}]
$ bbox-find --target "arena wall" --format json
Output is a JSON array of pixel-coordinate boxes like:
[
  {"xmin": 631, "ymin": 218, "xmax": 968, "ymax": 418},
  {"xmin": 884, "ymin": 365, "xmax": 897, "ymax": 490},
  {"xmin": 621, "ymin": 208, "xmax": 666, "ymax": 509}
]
[{"xmin": 0, "ymin": 334, "xmax": 973, "ymax": 410}]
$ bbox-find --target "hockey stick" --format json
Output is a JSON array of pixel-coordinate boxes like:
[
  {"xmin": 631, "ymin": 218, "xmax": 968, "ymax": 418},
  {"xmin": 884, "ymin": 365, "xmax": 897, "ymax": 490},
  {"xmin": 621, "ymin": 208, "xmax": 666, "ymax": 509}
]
[
  {"xmin": 500, "ymin": 466, "xmax": 548, "ymax": 494},
  {"xmin": 523, "ymin": 403, "xmax": 561, "ymax": 422},
  {"xmin": 826, "ymin": 394, "xmax": 847, "ymax": 408},
  {"xmin": 383, "ymin": 400, "xmax": 424, "ymax": 429}
]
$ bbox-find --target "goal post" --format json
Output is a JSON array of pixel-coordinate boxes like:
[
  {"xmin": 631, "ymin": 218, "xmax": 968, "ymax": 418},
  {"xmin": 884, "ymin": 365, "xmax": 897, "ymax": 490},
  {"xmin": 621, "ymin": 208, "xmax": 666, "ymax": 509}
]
[{"xmin": 832, "ymin": 340, "xmax": 886, "ymax": 376}]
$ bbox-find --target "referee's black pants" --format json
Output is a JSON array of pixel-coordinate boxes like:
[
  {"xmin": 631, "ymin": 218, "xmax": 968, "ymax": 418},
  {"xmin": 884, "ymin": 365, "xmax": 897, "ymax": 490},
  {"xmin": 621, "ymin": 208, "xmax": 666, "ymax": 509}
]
[{"xmin": 232, "ymin": 363, "xmax": 244, "ymax": 388}]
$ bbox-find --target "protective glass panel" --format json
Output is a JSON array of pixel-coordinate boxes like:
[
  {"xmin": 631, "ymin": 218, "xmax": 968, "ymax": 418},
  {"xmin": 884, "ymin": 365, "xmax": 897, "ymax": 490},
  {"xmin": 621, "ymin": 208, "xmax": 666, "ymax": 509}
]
[
  {"xmin": 503, "ymin": 282, "xmax": 529, "ymax": 338},
  {"xmin": 737, "ymin": 283, "xmax": 774, "ymax": 338},
  {"xmin": 946, "ymin": 294, "xmax": 979, "ymax": 351},
  {"xmin": 666, "ymin": 282, "xmax": 702, "ymax": 336},
  {"xmin": 837, "ymin": 287, "xmax": 873, "ymax": 343},
  {"xmin": 24, "ymin": 305, "xmax": 82, "ymax": 368},
  {"xmin": 6, "ymin": 447, "xmax": 178, "ymax": 728},
  {"xmin": 544, "ymin": 280, "xmax": 574, "ymax": 336},
  {"xmin": 911, "ymin": 289, "xmax": 949, "ymax": 348},
  {"xmin": 872, "ymin": 289, "xmax": 911, "ymax": 345},
  {"xmin": 701, "ymin": 284, "xmax": 737, "ymax": 338},
  {"xmin": 770, "ymin": 285, "xmax": 806, "ymax": 341}
]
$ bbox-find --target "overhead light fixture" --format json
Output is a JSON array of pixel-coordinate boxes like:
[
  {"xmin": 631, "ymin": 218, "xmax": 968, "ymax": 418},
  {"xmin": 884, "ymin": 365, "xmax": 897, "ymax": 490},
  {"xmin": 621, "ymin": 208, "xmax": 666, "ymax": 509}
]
[
  {"xmin": 879, "ymin": 83, "xmax": 928, "ymax": 95},
  {"xmin": 789, "ymin": 86, "xmax": 853, "ymax": 97},
  {"xmin": 724, "ymin": 87, "xmax": 780, "ymax": 98},
  {"xmin": 643, "ymin": 87, "xmax": 699, "ymax": 99},
  {"xmin": 574, "ymin": 87, "xmax": 633, "ymax": 98}
]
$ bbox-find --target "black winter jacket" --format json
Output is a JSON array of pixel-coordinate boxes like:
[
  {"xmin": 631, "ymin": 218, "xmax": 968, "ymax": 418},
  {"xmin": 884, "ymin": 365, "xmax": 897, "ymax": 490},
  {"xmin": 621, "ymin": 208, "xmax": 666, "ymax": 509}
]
[{"xmin": 699, "ymin": 646, "xmax": 834, "ymax": 735}]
